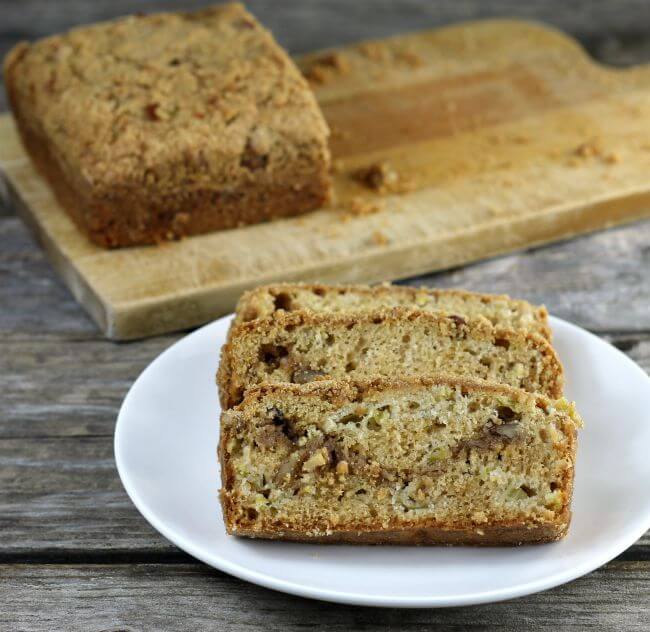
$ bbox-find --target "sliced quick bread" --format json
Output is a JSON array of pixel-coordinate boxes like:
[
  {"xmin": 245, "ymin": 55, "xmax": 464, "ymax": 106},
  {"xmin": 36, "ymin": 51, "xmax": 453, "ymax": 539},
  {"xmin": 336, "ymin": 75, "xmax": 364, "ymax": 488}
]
[
  {"xmin": 217, "ymin": 307, "xmax": 563, "ymax": 408},
  {"xmin": 233, "ymin": 283, "xmax": 550, "ymax": 339},
  {"xmin": 219, "ymin": 375, "xmax": 580, "ymax": 544}
]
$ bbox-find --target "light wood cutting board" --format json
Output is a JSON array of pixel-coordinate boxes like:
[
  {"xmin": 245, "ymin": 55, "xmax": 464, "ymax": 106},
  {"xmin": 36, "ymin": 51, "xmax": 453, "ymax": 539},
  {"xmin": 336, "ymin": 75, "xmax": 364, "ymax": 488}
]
[{"xmin": 2, "ymin": 19, "xmax": 650, "ymax": 340}]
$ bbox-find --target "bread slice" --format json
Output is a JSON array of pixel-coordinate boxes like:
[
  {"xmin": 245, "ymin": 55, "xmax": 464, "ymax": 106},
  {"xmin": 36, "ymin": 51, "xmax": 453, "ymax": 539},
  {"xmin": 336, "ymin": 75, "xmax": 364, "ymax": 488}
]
[
  {"xmin": 219, "ymin": 375, "xmax": 580, "ymax": 544},
  {"xmin": 233, "ymin": 283, "xmax": 551, "ymax": 339},
  {"xmin": 217, "ymin": 307, "xmax": 563, "ymax": 408}
]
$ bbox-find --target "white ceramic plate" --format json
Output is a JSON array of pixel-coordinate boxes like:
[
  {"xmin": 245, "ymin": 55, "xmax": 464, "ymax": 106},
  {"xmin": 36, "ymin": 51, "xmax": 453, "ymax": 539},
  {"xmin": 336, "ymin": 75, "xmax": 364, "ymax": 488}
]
[{"xmin": 115, "ymin": 314, "xmax": 650, "ymax": 608}]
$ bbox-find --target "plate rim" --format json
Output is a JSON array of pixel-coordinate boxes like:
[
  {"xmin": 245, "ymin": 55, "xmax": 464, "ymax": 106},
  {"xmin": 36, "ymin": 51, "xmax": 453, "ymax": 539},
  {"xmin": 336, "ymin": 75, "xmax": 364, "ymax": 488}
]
[{"xmin": 114, "ymin": 314, "xmax": 650, "ymax": 608}]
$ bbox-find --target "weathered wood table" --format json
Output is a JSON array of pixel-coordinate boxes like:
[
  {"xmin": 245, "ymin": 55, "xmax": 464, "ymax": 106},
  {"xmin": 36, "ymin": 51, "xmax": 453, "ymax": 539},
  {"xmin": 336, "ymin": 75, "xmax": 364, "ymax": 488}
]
[{"xmin": 1, "ymin": 2, "xmax": 649, "ymax": 629}]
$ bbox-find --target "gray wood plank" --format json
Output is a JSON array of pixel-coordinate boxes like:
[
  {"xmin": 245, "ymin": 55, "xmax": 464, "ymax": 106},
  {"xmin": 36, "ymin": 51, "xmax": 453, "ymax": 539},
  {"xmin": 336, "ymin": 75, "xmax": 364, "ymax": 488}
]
[
  {"xmin": 1, "ymin": 0, "xmax": 650, "ymax": 58},
  {"xmin": 0, "ymin": 331, "xmax": 177, "ymax": 438},
  {"xmin": 0, "ymin": 436, "xmax": 176, "ymax": 555},
  {"xmin": 2, "ymin": 560, "xmax": 649, "ymax": 632}
]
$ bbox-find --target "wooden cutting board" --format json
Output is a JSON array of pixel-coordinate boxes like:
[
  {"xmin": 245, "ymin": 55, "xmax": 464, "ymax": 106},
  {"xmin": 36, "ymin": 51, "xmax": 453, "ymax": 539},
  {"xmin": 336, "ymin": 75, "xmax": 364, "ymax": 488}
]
[{"xmin": 2, "ymin": 19, "xmax": 650, "ymax": 340}]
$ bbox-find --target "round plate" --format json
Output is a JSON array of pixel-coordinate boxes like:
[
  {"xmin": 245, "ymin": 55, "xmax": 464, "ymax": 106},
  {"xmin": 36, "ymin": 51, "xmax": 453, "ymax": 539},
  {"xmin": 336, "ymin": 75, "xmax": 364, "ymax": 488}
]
[{"xmin": 115, "ymin": 314, "xmax": 650, "ymax": 607}]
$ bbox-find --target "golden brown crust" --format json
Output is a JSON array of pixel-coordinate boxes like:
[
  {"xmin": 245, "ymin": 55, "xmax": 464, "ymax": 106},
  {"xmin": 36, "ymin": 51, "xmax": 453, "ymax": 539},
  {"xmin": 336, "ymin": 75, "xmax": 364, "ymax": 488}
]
[
  {"xmin": 222, "ymin": 516, "xmax": 570, "ymax": 546},
  {"xmin": 4, "ymin": 4, "xmax": 331, "ymax": 247},
  {"xmin": 217, "ymin": 307, "xmax": 564, "ymax": 408},
  {"xmin": 218, "ymin": 374, "xmax": 578, "ymax": 545},
  {"xmin": 234, "ymin": 282, "xmax": 551, "ymax": 340}
]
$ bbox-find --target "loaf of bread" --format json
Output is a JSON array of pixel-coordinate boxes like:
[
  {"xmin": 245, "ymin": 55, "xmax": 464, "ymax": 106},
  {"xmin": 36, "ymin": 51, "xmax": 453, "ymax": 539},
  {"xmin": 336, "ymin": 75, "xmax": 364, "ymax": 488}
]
[
  {"xmin": 219, "ymin": 375, "xmax": 580, "ymax": 544},
  {"xmin": 217, "ymin": 307, "xmax": 563, "ymax": 408},
  {"xmin": 233, "ymin": 282, "xmax": 551, "ymax": 339},
  {"xmin": 3, "ymin": 3, "xmax": 330, "ymax": 247}
]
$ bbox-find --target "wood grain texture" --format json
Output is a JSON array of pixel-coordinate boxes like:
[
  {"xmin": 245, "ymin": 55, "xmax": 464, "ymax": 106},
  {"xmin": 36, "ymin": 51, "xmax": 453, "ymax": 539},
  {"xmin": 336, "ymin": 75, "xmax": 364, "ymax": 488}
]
[
  {"xmin": 2, "ymin": 215, "xmax": 649, "ymax": 336},
  {"xmin": 3, "ymin": 561, "xmax": 650, "ymax": 632},
  {"xmin": 1, "ymin": 2, "xmax": 650, "ymax": 627},
  {"xmin": 2, "ymin": 18, "xmax": 650, "ymax": 339}
]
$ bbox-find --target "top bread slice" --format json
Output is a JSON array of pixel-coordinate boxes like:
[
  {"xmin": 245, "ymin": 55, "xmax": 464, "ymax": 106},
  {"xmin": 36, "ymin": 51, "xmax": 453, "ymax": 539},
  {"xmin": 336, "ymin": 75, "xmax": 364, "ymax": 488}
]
[
  {"xmin": 4, "ymin": 3, "xmax": 331, "ymax": 247},
  {"xmin": 218, "ymin": 307, "xmax": 563, "ymax": 408},
  {"xmin": 233, "ymin": 283, "xmax": 551, "ymax": 339}
]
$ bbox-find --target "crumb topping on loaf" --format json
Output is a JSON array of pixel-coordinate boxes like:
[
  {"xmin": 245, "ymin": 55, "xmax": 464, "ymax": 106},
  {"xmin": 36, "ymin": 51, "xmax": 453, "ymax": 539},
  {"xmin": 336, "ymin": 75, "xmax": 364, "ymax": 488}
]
[{"xmin": 4, "ymin": 3, "xmax": 330, "ymax": 198}]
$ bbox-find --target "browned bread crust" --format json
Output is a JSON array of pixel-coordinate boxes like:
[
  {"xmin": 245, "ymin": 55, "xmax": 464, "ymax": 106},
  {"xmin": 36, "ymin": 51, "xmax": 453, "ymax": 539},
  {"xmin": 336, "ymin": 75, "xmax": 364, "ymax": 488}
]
[
  {"xmin": 3, "ymin": 3, "xmax": 330, "ymax": 247},
  {"xmin": 224, "ymin": 520, "xmax": 569, "ymax": 546},
  {"xmin": 219, "ymin": 375, "xmax": 579, "ymax": 545},
  {"xmin": 217, "ymin": 307, "xmax": 564, "ymax": 408},
  {"xmin": 234, "ymin": 282, "xmax": 551, "ymax": 340}
]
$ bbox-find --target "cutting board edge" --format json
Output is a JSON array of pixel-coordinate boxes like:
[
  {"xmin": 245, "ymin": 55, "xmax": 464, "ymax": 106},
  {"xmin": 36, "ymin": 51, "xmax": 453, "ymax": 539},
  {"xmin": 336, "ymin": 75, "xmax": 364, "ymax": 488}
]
[
  {"xmin": 105, "ymin": 196, "xmax": 650, "ymax": 340},
  {"xmin": 1, "ymin": 169, "xmax": 112, "ymax": 335}
]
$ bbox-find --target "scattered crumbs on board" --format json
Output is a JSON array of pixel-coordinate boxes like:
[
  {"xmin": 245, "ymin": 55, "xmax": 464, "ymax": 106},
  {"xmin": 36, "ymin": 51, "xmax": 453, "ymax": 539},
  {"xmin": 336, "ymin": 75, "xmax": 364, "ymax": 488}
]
[
  {"xmin": 341, "ymin": 196, "xmax": 384, "ymax": 222},
  {"xmin": 303, "ymin": 52, "xmax": 350, "ymax": 84},
  {"xmin": 568, "ymin": 139, "xmax": 622, "ymax": 166},
  {"xmin": 351, "ymin": 161, "xmax": 415, "ymax": 194},
  {"xmin": 604, "ymin": 152, "xmax": 621, "ymax": 164},
  {"xmin": 573, "ymin": 139, "xmax": 602, "ymax": 158},
  {"xmin": 370, "ymin": 230, "xmax": 390, "ymax": 246}
]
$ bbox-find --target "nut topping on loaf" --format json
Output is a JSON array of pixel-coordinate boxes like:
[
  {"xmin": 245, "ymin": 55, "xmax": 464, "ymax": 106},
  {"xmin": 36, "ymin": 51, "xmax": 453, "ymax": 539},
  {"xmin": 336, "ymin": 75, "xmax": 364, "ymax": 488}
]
[{"xmin": 219, "ymin": 376, "xmax": 580, "ymax": 544}]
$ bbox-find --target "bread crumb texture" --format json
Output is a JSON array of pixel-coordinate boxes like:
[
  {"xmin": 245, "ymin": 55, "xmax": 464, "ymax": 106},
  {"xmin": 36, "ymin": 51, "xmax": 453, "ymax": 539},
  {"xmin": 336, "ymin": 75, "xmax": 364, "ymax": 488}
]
[
  {"xmin": 218, "ymin": 306, "xmax": 562, "ymax": 409},
  {"xmin": 233, "ymin": 282, "xmax": 551, "ymax": 339},
  {"xmin": 220, "ymin": 376, "xmax": 580, "ymax": 543}
]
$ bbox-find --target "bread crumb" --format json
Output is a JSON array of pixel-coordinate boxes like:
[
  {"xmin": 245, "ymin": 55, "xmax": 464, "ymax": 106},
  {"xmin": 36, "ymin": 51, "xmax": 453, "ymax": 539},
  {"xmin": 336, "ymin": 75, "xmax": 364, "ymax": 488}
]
[
  {"xmin": 352, "ymin": 162, "xmax": 415, "ymax": 194},
  {"xmin": 357, "ymin": 41, "xmax": 389, "ymax": 61},
  {"xmin": 371, "ymin": 230, "xmax": 389, "ymax": 246},
  {"xmin": 573, "ymin": 139, "xmax": 602, "ymax": 158},
  {"xmin": 304, "ymin": 52, "xmax": 350, "ymax": 84},
  {"xmin": 343, "ymin": 196, "xmax": 383, "ymax": 220},
  {"xmin": 570, "ymin": 140, "xmax": 621, "ymax": 165}
]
